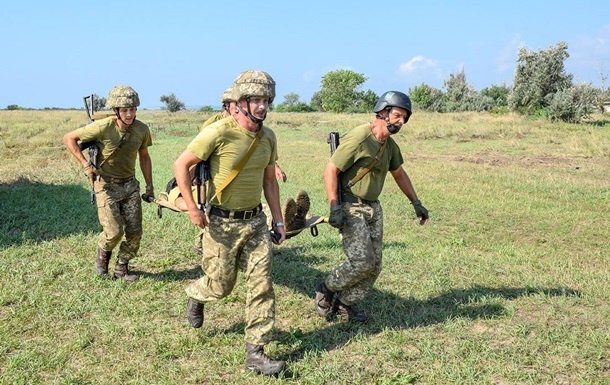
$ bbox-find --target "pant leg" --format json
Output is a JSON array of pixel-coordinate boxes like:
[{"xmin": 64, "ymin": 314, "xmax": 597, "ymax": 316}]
[
  {"xmin": 95, "ymin": 179, "xmax": 125, "ymax": 252},
  {"xmin": 116, "ymin": 179, "xmax": 143, "ymax": 264},
  {"xmin": 326, "ymin": 201, "xmax": 384, "ymax": 305},
  {"xmin": 242, "ymin": 213, "xmax": 275, "ymax": 345}
]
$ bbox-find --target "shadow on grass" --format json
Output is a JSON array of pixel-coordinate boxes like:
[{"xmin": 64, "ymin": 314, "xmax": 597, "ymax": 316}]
[
  {"xmin": 279, "ymin": 284, "xmax": 580, "ymax": 365},
  {"xmin": 269, "ymin": 241, "xmax": 581, "ymax": 368},
  {"xmin": 0, "ymin": 177, "xmax": 99, "ymax": 247}
]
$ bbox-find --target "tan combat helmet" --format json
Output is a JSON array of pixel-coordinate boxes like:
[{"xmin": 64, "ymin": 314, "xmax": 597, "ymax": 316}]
[
  {"xmin": 106, "ymin": 85, "xmax": 140, "ymax": 109},
  {"xmin": 231, "ymin": 70, "xmax": 276, "ymax": 103},
  {"xmin": 221, "ymin": 87, "xmax": 234, "ymax": 104}
]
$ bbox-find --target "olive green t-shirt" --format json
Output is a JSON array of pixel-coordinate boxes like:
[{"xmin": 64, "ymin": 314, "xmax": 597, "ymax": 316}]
[
  {"xmin": 76, "ymin": 117, "xmax": 152, "ymax": 179},
  {"xmin": 198, "ymin": 112, "xmax": 225, "ymax": 132},
  {"xmin": 187, "ymin": 116, "xmax": 278, "ymax": 210},
  {"xmin": 331, "ymin": 123, "xmax": 403, "ymax": 201}
]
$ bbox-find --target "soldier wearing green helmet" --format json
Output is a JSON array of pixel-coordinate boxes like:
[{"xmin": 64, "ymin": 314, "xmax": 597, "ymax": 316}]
[
  {"xmin": 172, "ymin": 70, "xmax": 286, "ymax": 375},
  {"xmin": 314, "ymin": 90, "xmax": 429, "ymax": 322},
  {"xmin": 63, "ymin": 85, "xmax": 154, "ymax": 282}
]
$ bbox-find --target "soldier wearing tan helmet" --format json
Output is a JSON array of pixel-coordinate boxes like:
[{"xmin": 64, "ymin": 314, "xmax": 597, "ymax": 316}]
[
  {"xmin": 315, "ymin": 91, "xmax": 429, "ymax": 322},
  {"xmin": 198, "ymin": 87, "xmax": 236, "ymax": 132},
  {"xmin": 172, "ymin": 70, "xmax": 286, "ymax": 375},
  {"xmin": 63, "ymin": 85, "xmax": 154, "ymax": 282}
]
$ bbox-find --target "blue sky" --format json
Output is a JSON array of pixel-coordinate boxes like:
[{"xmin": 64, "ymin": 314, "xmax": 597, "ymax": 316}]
[{"xmin": 1, "ymin": 0, "xmax": 609, "ymax": 109}]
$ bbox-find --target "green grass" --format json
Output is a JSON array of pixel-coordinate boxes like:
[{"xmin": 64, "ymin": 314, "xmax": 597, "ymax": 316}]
[{"xmin": 0, "ymin": 110, "xmax": 609, "ymax": 384}]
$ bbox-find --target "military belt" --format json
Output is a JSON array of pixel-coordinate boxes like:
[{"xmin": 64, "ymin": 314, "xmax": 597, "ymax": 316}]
[
  {"xmin": 342, "ymin": 194, "xmax": 378, "ymax": 205},
  {"xmin": 99, "ymin": 175, "xmax": 135, "ymax": 184},
  {"xmin": 209, "ymin": 203, "xmax": 263, "ymax": 220}
]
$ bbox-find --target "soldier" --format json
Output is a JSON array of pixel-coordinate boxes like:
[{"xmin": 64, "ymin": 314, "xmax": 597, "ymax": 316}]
[
  {"xmin": 198, "ymin": 87, "xmax": 286, "ymax": 180},
  {"xmin": 172, "ymin": 70, "xmax": 286, "ymax": 375},
  {"xmin": 315, "ymin": 91, "xmax": 429, "ymax": 322},
  {"xmin": 63, "ymin": 85, "xmax": 154, "ymax": 282},
  {"xmin": 198, "ymin": 87, "xmax": 236, "ymax": 131}
]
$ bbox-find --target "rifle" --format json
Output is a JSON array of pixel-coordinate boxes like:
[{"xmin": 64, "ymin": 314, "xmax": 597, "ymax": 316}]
[
  {"xmin": 79, "ymin": 94, "xmax": 99, "ymax": 204},
  {"xmin": 327, "ymin": 132, "xmax": 342, "ymax": 204},
  {"xmin": 194, "ymin": 160, "xmax": 211, "ymax": 210}
]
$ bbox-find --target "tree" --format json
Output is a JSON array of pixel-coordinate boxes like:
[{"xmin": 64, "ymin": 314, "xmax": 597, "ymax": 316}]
[
  {"xmin": 282, "ymin": 92, "xmax": 300, "ymax": 107},
  {"xmin": 160, "ymin": 93, "xmax": 185, "ymax": 112},
  {"xmin": 409, "ymin": 83, "xmax": 444, "ymax": 112},
  {"xmin": 508, "ymin": 41, "xmax": 573, "ymax": 114},
  {"xmin": 318, "ymin": 69, "xmax": 368, "ymax": 113},
  {"xmin": 92, "ymin": 94, "xmax": 107, "ymax": 111},
  {"xmin": 310, "ymin": 91, "xmax": 323, "ymax": 111},
  {"xmin": 7, "ymin": 104, "xmax": 21, "ymax": 110},
  {"xmin": 480, "ymin": 84, "xmax": 510, "ymax": 108},
  {"xmin": 274, "ymin": 93, "xmax": 314, "ymax": 112},
  {"xmin": 546, "ymin": 82, "xmax": 599, "ymax": 123},
  {"xmin": 443, "ymin": 69, "xmax": 474, "ymax": 112}
]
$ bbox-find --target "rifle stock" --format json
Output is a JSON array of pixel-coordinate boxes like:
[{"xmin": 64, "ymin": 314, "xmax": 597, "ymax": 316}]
[
  {"xmin": 81, "ymin": 94, "xmax": 99, "ymax": 204},
  {"xmin": 194, "ymin": 160, "xmax": 211, "ymax": 210},
  {"xmin": 327, "ymin": 132, "xmax": 342, "ymax": 204}
]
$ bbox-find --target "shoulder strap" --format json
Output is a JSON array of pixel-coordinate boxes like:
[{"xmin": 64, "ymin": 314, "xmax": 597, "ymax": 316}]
[
  {"xmin": 345, "ymin": 141, "xmax": 387, "ymax": 189},
  {"xmin": 208, "ymin": 129, "xmax": 264, "ymax": 203},
  {"xmin": 97, "ymin": 126, "xmax": 132, "ymax": 169}
]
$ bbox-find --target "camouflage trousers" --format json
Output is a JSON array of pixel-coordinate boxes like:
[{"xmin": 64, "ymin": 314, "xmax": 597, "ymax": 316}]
[
  {"xmin": 325, "ymin": 201, "xmax": 383, "ymax": 305},
  {"xmin": 185, "ymin": 209, "xmax": 276, "ymax": 346},
  {"xmin": 94, "ymin": 177, "xmax": 142, "ymax": 264}
]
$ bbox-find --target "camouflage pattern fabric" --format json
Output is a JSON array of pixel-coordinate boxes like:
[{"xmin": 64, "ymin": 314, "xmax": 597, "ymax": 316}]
[
  {"xmin": 95, "ymin": 178, "xmax": 143, "ymax": 264},
  {"xmin": 232, "ymin": 70, "xmax": 276, "ymax": 101},
  {"xmin": 221, "ymin": 87, "xmax": 234, "ymax": 103},
  {"xmin": 325, "ymin": 201, "xmax": 384, "ymax": 305},
  {"xmin": 185, "ymin": 211, "xmax": 276, "ymax": 345},
  {"xmin": 106, "ymin": 85, "xmax": 140, "ymax": 108}
]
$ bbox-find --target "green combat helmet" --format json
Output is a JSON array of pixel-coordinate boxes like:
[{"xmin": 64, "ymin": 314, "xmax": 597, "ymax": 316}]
[
  {"xmin": 106, "ymin": 85, "xmax": 140, "ymax": 109},
  {"xmin": 231, "ymin": 70, "xmax": 275, "ymax": 103}
]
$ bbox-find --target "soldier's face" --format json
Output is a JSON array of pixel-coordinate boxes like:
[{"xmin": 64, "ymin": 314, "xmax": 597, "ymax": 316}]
[
  {"xmin": 118, "ymin": 107, "xmax": 137, "ymax": 123},
  {"xmin": 387, "ymin": 107, "xmax": 408, "ymax": 127},
  {"xmin": 241, "ymin": 97, "xmax": 269, "ymax": 119}
]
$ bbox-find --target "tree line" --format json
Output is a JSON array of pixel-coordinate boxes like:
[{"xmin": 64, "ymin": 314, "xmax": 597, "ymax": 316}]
[{"xmin": 5, "ymin": 41, "xmax": 608, "ymax": 123}]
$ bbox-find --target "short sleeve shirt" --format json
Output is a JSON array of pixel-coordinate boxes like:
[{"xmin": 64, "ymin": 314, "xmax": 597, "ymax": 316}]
[
  {"xmin": 198, "ymin": 112, "xmax": 225, "ymax": 132},
  {"xmin": 187, "ymin": 116, "xmax": 278, "ymax": 210},
  {"xmin": 331, "ymin": 123, "xmax": 403, "ymax": 201},
  {"xmin": 76, "ymin": 117, "xmax": 152, "ymax": 179}
]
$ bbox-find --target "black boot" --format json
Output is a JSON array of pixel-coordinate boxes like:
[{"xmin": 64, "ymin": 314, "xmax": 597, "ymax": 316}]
[
  {"xmin": 94, "ymin": 248, "xmax": 111, "ymax": 276},
  {"xmin": 245, "ymin": 343, "xmax": 285, "ymax": 375},
  {"xmin": 113, "ymin": 262, "xmax": 138, "ymax": 282},
  {"xmin": 333, "ymin": 299, "xmax": 367, "ymax": 322},
  {"xmin": 314, "ymin": 281, "xmax": 335, "ymax": 318},
  {"xmin": 186, "ymin": 298, "xmax": 204, "ymax": 328}
]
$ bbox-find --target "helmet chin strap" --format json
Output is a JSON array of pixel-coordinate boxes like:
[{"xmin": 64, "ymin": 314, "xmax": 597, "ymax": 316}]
[
  {"xmin": 376, "ymin": 112, "xmax": 401, "ymax": 134},
  {"xmin": 114, "ymin": 108, "xmax": 135, "ymax": 128},
  {"xmin": 237, "ymin": 97, "xmax": 266, "ymax": 126}
]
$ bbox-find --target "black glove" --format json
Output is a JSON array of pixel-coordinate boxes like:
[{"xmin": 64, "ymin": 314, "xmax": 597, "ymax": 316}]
[
  {"xmin": 328, "ymin": 205, "xmax": 344, "ymax": 229},
  {"xmin": 412, "ymin": 200, "xmax": 429, "ymax": 223}
]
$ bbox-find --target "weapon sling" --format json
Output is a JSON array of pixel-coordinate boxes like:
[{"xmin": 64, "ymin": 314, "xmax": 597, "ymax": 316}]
[
  {"xmin": 208, "ymin": 128, "xmax": 264, "ymax": 204},
  {"xmin": 344, "ymin": 140, "xmax": 387, "ymax": 189},
  {"xmin": 97, "ymin": 127, "xmax": 132, "ymax": 170}
]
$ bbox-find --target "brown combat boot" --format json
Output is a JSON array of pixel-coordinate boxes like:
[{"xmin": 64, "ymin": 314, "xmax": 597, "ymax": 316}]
[
  {"xmin": 94, "ymin": 247, "xmax": 111, "ymax": 276},
  {"xmin": 245, "ymin": 343, "xmax": 286, "ymax": 375},
  {"xmin": 333, "ymin": 299, "xmax": 368, "ymax": 322},
  {"xmin": 282, "ymin": 198, "xmax": 297, "ymax": 231},
  {"xmin": 113, "ymin": 262, "xmax": 138, "ymax": 282},
  {"xmin": 186, "ymin": 298, "xmax": 204, "ymax": 328},
  {"xmin": 314, "ymin": 281, "xmax": 335, "ymax": 318},
  {"xmin": 293, "ymin": 190, "xmax": 310, "ymax": 230}
]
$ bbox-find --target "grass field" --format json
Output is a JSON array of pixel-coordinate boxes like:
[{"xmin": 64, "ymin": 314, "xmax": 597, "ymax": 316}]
[{"xmin": 0, "ymin": 109, "xmax": 609, "ymax": 384}]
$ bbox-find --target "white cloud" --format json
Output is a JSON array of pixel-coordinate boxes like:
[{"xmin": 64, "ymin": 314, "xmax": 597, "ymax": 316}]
[{"xmin": 398, "ymin": 55, "xmax": 438, "ymax": 74}]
